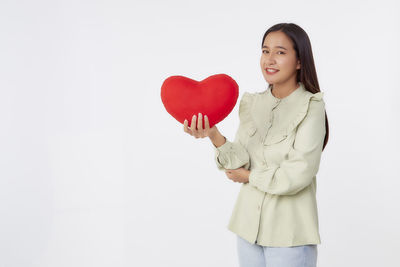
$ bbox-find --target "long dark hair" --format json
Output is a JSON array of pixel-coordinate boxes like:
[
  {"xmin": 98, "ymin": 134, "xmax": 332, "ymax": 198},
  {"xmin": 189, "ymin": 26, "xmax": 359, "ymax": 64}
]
[{"xmin": 261, "ymin": 23, "xmax": 329, "ymax": 151}]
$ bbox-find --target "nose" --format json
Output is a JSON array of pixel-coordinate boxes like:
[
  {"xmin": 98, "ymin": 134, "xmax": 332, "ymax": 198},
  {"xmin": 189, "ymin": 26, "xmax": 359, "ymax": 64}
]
[{"xmin": 264, "ymin": 53, "xmax": 276, "ymax": 65}]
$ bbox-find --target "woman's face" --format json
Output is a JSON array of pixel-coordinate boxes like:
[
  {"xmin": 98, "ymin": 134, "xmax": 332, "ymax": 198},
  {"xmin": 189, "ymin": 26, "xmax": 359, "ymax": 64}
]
[{"xmin": 260, "ymin": 31, "xmax": 301, "ymax": 85}]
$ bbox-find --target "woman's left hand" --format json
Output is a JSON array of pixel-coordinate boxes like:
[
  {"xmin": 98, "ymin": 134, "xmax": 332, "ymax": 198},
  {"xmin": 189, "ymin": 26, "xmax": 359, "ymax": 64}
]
[{"xmin": 225, "ymin": 168, "xmax": 250, "ymax": 183}]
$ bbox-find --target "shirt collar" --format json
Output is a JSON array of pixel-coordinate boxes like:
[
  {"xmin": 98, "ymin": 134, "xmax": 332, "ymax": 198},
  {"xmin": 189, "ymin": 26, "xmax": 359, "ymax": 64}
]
[{"xmin": 266, "ymin": 82, "xmax": 307, "ymax": 104}]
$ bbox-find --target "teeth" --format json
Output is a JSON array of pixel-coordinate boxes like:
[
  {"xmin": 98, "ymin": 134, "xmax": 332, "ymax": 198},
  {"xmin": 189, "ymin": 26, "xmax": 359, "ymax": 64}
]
[{"xmin": 267, "ymin": 69, "xmax": 278, "ymax": 73}]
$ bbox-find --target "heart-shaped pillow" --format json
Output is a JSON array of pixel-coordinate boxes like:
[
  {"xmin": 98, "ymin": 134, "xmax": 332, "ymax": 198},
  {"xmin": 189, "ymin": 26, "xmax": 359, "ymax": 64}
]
[{"xmin": 161, "ymin": 74, "xmax": 239, "ymax": 129}]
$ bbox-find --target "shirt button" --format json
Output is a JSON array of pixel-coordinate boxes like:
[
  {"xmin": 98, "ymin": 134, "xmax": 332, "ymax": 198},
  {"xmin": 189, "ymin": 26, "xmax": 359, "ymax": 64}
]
[{"xmin": 258, "ymin": 205, "xmax": 261, "ymax": 210}]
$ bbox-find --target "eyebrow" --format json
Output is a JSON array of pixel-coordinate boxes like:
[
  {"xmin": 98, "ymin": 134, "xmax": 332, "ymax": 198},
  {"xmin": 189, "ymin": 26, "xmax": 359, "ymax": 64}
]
[{"xmin": 262, "ymin": 45, "xmax": 287, "ymax": 50}]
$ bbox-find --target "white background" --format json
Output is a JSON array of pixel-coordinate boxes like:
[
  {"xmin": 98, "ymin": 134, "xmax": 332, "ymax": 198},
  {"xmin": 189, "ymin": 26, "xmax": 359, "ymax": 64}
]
[{"xmin": 1, "ymin": 0, "xmax": 399, "ymax": 266}]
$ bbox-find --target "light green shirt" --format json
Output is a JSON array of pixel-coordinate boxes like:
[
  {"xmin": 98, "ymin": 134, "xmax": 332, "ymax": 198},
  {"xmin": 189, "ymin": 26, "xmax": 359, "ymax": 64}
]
[{"xmin": 214, "ymin": 82, "xmax": 325, "ymax": 247}]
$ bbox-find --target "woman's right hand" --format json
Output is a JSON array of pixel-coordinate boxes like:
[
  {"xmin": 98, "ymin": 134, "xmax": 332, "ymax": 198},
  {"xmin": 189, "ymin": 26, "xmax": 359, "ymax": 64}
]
[{"xmin": 183, "ymin": 112, "xmax": 218, "ymax": 139}]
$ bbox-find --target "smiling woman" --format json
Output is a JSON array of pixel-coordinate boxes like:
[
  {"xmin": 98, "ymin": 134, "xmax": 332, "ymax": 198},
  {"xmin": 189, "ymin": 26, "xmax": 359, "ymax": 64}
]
[
  {"xmin": 210, "ymin": 22, "xmax": 330, "ymax": 267},
  {"xmin": 181, "ymin": 21, "xmax": 329, "ymax": 267}
]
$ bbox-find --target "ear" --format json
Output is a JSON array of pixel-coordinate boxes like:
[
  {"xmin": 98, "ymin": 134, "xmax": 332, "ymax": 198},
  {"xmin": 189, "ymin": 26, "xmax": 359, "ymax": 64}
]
[{"xmin": 296, "ymin": 59, "xmax": 301, "ymax": 70}]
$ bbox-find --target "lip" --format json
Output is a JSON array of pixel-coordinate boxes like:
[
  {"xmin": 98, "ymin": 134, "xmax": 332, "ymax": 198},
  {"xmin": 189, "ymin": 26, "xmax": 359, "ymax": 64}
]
[{"xmin": 265, "ymin": 68, "xmax": 279, "ymax": 75}]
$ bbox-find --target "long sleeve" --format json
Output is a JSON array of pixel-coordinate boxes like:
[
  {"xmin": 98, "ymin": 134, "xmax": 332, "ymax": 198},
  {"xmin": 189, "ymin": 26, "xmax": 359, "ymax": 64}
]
[
  {"xmin": 213, "ymin": 92, "xmax": 254, "ymax": 171},
  {"xmin": 248, "ymin": 98, "xmax": 326, "ymax": 196},
  {"xmin": 213, "ymin": 127, "xmax": 250, "ymax": 171}
]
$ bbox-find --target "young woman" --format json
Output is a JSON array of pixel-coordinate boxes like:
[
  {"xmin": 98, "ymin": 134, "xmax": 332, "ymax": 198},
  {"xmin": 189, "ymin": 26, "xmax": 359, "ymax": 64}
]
[{"xmin": 183, "ymin": 23, "xmax": 329, "ymax": 267}]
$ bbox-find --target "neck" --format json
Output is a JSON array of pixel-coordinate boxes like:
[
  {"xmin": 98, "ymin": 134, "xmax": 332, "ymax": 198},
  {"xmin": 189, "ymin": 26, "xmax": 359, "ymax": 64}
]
[{"xmin": 271, "ymin": 80, "xmax": 300, "ymax": 99}]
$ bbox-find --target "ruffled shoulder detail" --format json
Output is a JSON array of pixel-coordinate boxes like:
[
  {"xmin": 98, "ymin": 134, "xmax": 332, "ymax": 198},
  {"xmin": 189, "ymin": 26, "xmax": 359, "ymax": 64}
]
[
  {"xmin": 309, "ymin": 91, "xmax": 324, "ymax": 101},
  {"xmin": 263, "ymin": 91, "xmax": 324, "ymax": 145},
  {"xmin": 238, "ymin": 92, "xmax": 258, "ymax": 136}
]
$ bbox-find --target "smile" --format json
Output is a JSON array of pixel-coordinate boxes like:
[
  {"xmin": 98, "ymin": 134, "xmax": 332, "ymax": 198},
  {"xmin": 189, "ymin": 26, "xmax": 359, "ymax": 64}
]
[{"xmin": 266, "ymin": 68, "xmax": 279, "ymax": 74}]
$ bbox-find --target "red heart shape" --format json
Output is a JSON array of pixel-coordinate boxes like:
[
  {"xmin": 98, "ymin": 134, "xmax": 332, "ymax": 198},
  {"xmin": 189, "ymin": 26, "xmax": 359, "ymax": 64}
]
[{"xmin": 161, "ymin": 74, "xmax": 239, "ymax": 129}]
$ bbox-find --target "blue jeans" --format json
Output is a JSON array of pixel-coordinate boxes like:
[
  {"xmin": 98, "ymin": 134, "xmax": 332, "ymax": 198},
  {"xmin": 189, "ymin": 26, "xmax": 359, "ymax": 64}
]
[{"xmin": 236, "ymin": 235, "xmax": 318, "ymax": 267}]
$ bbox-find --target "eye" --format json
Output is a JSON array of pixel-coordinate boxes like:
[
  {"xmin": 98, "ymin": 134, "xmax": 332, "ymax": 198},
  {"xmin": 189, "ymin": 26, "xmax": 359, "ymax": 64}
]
[{"xmin": 262, "ymin": 50, "xmax": 285, "ymax": 55}]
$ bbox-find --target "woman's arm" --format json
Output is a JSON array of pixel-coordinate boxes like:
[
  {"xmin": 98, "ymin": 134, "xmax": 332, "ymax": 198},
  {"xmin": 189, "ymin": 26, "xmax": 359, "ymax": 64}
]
[
  {"xmin": 211, "ymin": 124, "xmax": 250, "ymax": 171},
  {"xmin": 209, "ymin": 128, "xmax": 226, "ymax": 148},
  {"xmin": 182, "ymin": 103, "xmax": 250, "ymax": 172},
  {"xmin": 248, "ymin": 99, "xmax": 326, "ymax": 196}
]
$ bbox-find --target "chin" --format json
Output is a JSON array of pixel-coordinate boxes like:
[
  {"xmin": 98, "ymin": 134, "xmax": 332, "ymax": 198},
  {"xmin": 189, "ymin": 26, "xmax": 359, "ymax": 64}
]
[
  {"xmin": 266, "ymin": 77, "xmax": 277, "ymax": 84},
  {"xmin": 263, "ymin": 74, "xmax": 280, "ymax": 84}
]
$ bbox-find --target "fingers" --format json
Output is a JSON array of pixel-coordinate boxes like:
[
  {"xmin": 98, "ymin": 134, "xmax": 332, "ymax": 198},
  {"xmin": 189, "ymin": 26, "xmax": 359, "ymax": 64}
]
[
  {"xmin": 225, "ymin": 171, "xmax": 238, "ymax": 183},
  {"xmin": 184, "ymin": 113, "xmax": 208, "ymax": 138},
  {"xmin": 197, "ymin": 113, "xmax": 203, "ymax": 131},
  {"xmin": 204, "ymin": 115, "xmax": 210, "ymax": 131},
  {"xmin": 225, "ymin": 170, "xmax": 241, "ymax": 183},
  {"xmin": 183, "ymin": 119, "xmax": 192, "ymax": 135},
  {"xmin": 197, "ymin": 113, "xmax": 208, "ymax": 138},
  {"xmin": 190, "ymin": 114, "xmax": 198, "ymax": 137}
]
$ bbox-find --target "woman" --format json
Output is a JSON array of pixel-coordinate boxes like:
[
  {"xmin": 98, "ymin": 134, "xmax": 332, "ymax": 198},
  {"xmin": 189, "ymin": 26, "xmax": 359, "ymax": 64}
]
[{"xmin": 183, "ymin": 23, "xmax": 329, "ymax": 267}]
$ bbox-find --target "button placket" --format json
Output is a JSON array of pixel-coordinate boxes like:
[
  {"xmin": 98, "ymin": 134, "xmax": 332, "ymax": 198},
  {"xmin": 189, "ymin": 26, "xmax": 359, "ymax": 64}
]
[
  {"xmin": 261, "ymin": 102, "xmax": 278, "ymax": 143},
  {"xmin": 254, "ymin": 193, "xmax": 267, "ymax": 244}
]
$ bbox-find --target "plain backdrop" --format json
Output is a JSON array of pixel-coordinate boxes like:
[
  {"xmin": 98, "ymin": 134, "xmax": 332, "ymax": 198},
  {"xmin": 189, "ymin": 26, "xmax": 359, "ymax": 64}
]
[{"xmin": 1, "ymin": 0, "xmax": 399, "ymax": 266}]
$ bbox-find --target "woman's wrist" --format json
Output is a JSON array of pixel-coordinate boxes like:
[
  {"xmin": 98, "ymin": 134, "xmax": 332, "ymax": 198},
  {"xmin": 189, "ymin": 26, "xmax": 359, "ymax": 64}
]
[{"xmin": 209, "ymin": 130, "xmax": 226, "ymax": 148}]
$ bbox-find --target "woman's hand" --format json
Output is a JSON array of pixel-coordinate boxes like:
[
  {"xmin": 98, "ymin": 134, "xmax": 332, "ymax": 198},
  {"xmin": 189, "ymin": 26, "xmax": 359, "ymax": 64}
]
[
  {"xmin": 183, "ymin": 113, "xmax": 218, "ymax": 138},
  {"xmin": 225, "ymin": 168, "xmax": 250, "ymax": 184}
]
